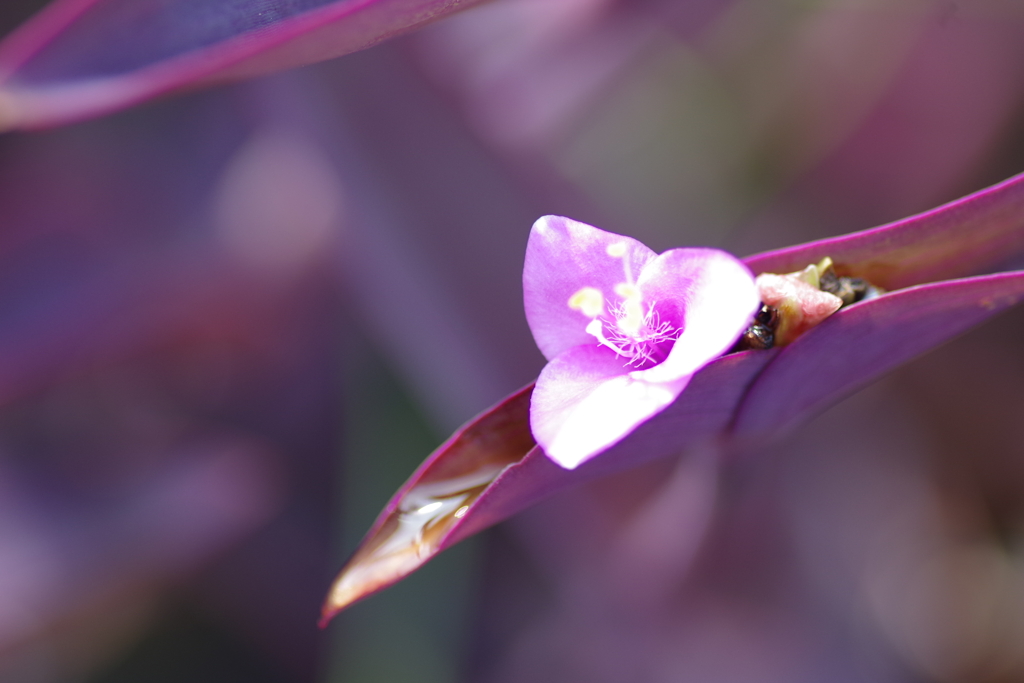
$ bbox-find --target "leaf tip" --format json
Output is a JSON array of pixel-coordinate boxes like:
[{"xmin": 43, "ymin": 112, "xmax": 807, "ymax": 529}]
[{"xmin": 319, "ymin": 531, "xmax": 437, "ymax": 626}]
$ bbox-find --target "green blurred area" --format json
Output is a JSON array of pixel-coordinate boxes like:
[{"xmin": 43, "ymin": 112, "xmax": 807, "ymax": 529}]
[{"xmin": 329, "ymin": 332, "xmax": 481, "ymax": 683}]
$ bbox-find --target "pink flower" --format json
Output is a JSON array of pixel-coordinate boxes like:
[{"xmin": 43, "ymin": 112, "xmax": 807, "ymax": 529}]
[
  {"xmin": 524, "ymin": 215, "xmax": 759, "ymax": 469},
  {"xmin": 320, "ymin": 172, "xmax": 1024, "ymax": 623}
]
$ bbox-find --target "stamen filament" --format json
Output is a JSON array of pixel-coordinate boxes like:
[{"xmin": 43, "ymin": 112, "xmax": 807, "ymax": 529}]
[{"xmin": 585, "ymin": 301, "xmax": 680, "ymax": 367}]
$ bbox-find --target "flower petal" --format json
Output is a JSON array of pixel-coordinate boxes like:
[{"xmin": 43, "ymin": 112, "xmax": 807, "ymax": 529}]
[
  {"xmin": 633, "ymin": 248, "xmax": 759, "ymax": 383},
  {"xmin": 732, "ymin": 270, "xmax": 1024, "ymax": 438},
  {"xmin": 531, "ymin": 344, "xmax": 689, "ymax": 469},
  {"xmin": 0, "ymin": 0, "xmax": 486, "ymax": 130},
  {"xmin": 523, "ymin": 215, "xmax": 657, "ymax": 361}
]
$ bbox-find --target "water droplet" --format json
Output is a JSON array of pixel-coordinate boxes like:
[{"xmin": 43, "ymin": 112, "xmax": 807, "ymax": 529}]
[
  {"xmin": 322, "ymin": 386, "xmax": 535, "ymax": 622},
  {"xmin": 325, "ymin": 465, "xmax": 503, "ymax": 615}
]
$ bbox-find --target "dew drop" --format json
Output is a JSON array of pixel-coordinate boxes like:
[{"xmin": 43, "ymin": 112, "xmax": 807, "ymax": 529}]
[
  {"xmin": 325, "ymin": 465, "xmax": 506, "ymax": 615},
  {"xmin": 322, "ymin": 386, "xmax": 536, "ymax": 622}
]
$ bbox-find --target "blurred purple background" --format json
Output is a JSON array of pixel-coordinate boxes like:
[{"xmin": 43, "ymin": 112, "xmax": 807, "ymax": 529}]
[{"xmin": 2, "ymin": 1, "xmax": 1024, "ymax": 681}]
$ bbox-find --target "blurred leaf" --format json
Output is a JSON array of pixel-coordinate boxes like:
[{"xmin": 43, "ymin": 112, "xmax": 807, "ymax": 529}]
[{"xmin": 0, "ymin": 0, "xmax": 484, "ymax": 129}]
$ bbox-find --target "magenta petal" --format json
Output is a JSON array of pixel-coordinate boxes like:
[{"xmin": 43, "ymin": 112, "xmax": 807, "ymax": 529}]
[
  {"xmin": 732, "ymin": 270, "xmax": 1024, "ymax": 438},
  {"xmin": 744, "ymin": 171, "xmax": 1024, "ymax": 287},
  {"xmin": 0, "ymin": 0, "xmax": 486, "ymax": 129},
  {"xmin": 531, "ymin": 344, "xmax": 689, "ymax": 470},
  {"xmin": 466, "ymin": 350, "xmax": 774, "ymax": 535},
  {"xmin": 634, "ymin": 248, "xmax": 758, "ymax": 383},
  {"xmin": 523, "ymin": 215, "xmax": 657, "ymax": 361}
]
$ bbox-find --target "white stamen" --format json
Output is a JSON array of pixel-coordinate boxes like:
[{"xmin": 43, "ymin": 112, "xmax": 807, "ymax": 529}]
[
  {"xmin": 606, "ymin": 242, "xmax": 635, "ymax": 284},
  {"xmin": 586, "ymin": 318, "xmax": 628, "ymax": 357},
  {"xmin": 613, "ymin": 283, "xmax": 643, "ymax": 337},
  {"xmin": 573, "ymin": 243, "xmax": 680, "ymax": 367},
  {"xmin": 585, "ymin": 301, "xmax": 679, "ymax": 367}
]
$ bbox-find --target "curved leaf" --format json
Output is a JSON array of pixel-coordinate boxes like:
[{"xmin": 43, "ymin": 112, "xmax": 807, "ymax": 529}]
[
  {"xmin": 0, "ymin": 0, "xmax": 483, "ymax": 129},
  {"xmin": 732, "ymin": 270, "xmax": 1024, "ymax": 438},
  {"xmin": 324, "ymin": 271, "xmax": 1024, "ymax": 622},
  {"xmin": 321, "ymin": 350, "xmax": 772, "ymax": 621},
  {"xmin": 321, "ymin": 383, "xmax": 534, "ymax": 624},
  {"xmin": 745, "ymin": 171, "xmax": 1024, "ymax": 289}
]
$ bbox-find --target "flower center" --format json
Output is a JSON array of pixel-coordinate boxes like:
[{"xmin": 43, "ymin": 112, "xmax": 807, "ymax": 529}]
[{"xmin": 568, "ymin": 241, "xmax": 681, "ymax": 368}]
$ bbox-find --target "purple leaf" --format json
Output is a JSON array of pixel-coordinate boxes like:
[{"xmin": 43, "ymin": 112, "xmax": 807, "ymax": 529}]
[
  {"xmin": 733, "ymin": 271, "xmax": 1024, "ymax": 439},
  {"xmin": 321, "ymin": 383, "xmax": 536, "ymax": 624},
  {"xmin": 0, "ymin": 0, "xmax": 484, "ymax": 129},
  {"xmin": 321, "ymin": 172, "xmax": 1024, "ymax": 623},
  {"xmin": 745, "ymin": 170, "xmax": 1024, "ymax": 289},
  {"xmin": 321, "ymin": 350, "xmax": 771, "ymax": 622}
]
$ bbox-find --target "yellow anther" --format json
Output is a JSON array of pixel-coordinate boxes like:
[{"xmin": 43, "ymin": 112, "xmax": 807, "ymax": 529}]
[
  {"xmin": 568, "ymin": 287, "xmax": 604, "ymax": 318},
  {"xmin": 607, "ymin": 283, "xmax": 642, "ymax": 338},
  {"xmin": 606, "ymin": 242, "xmax": 628, "ymax": 258},
  {"xmin": 614, "ymin": 283, "xmax": 640, "ymax": 300}
]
